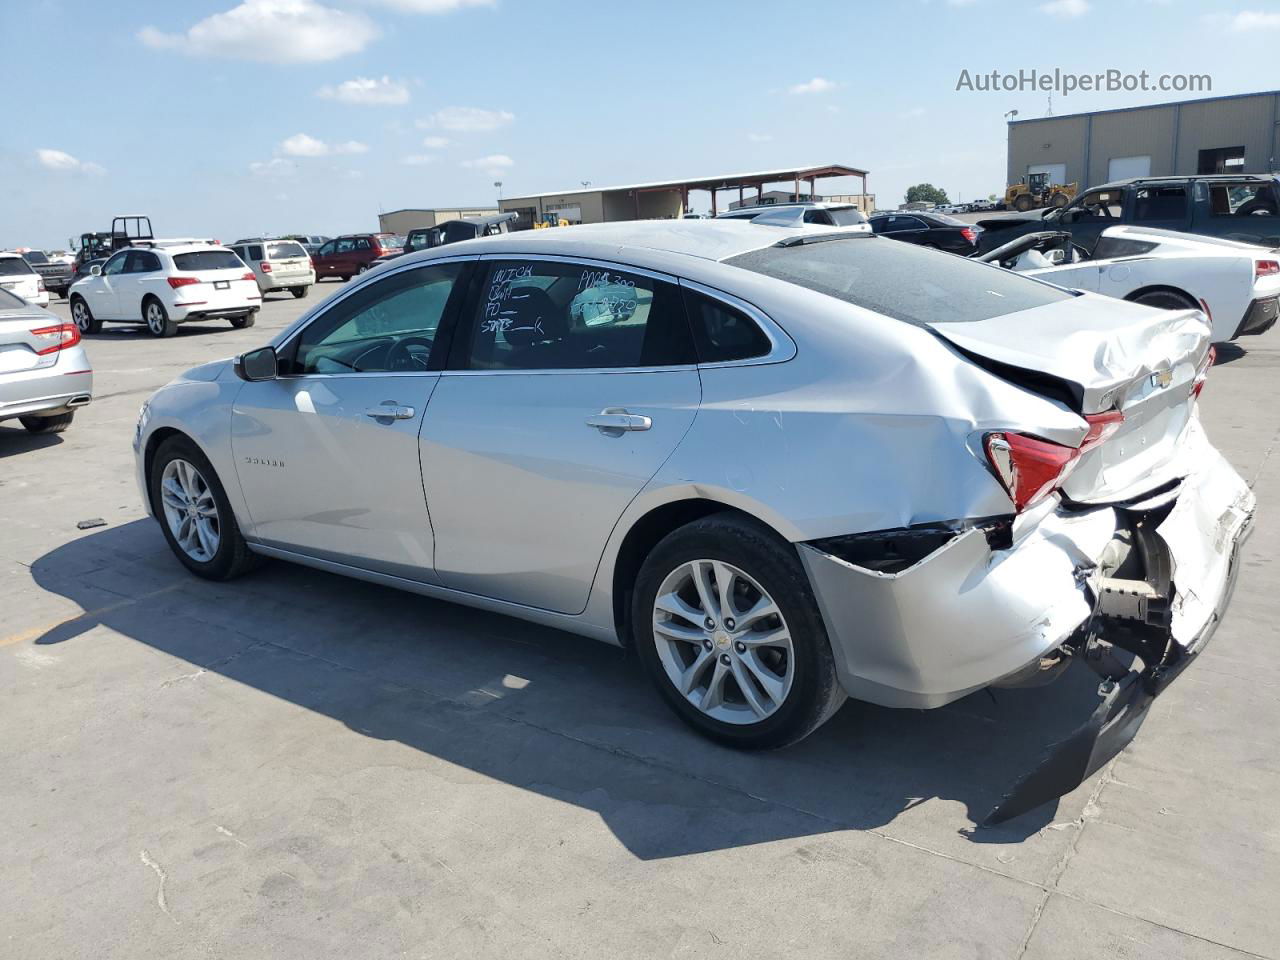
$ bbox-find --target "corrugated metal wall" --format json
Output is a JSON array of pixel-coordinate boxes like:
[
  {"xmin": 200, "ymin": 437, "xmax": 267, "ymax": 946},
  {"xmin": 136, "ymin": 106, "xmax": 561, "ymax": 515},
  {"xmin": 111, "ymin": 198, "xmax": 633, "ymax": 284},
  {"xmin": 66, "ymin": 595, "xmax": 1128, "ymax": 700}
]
[{"xmin": 1008, "ymin": 92, "xmax": 1280, "ymax": 190}]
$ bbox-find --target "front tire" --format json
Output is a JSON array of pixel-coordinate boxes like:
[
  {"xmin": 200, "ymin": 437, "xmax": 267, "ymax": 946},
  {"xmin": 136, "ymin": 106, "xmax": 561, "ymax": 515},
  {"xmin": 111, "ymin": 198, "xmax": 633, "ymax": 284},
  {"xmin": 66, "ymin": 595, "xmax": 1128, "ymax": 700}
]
[
  {"xmin": 70, "ymin": 296, "xmax": 101, "ymax": 334},
  {"xmin": 148, "ymin": 436, "xmax": 260, "ymax": 580},
  {"xmin": 144, "ymin": 298, "xmax": 177, "ymax": 337},
  {"xmin": 291, "ymin": 286, "xmax": 309, "ymax": 299},
  {"xmin": 1013, "ymin": 193, "xmax": 1034, "ymax": 213},
  {"xmin": 19, "ymin": 411, "xmax": 74, "ymax": 434},
  {"xmin": 631, "ymin": 514, "xmax": 845, "ymax": 749}
]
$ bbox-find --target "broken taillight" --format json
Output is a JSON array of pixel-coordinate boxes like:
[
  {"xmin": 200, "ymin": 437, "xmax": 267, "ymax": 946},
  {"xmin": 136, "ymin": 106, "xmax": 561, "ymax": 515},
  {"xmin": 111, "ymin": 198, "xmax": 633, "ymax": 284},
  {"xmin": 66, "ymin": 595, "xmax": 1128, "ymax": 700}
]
[
  {"xmin": 985, "ymin": 410, "xmax": 1124, "ymax": 512},
  {"xmin": 1193, "ymin": 345, "xmax": 1215, "ymax": 399}
]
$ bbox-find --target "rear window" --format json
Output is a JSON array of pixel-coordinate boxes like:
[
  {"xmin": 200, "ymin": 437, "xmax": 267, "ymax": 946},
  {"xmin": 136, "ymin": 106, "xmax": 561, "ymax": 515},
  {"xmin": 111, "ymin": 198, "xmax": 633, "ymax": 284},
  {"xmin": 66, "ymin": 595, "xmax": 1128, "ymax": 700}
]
[
  {"xmin": 828, "ymin": 208, "xmax": 867, "ymax": 226},
  {"xmin": 266, "ymin": 241, "xmax": 308, "ymax": 260},
  {"xmin": 21, "ymin": 251, "xmax": 50, "ymax": 265},
  {"xmin": 927, "ymin": 213, "xmax": 965, "ymax": 226},
  {"xmin": 725, "ymin": 237, "xmax": 1073, "ymax": 325},
  {"xmin": 0, "ymin": 258, "xmax": 35, "ymax": 276},
  {"xmin": 172, "ymin": 250, "xmax": 245, "ymax": 271}
]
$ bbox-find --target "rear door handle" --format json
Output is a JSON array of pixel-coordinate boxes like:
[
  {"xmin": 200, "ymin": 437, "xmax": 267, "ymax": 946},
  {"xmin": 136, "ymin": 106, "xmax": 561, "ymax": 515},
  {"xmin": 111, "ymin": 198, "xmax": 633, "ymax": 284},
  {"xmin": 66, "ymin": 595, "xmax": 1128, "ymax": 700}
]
[
  {"xmin": 365, "ymin": 404, "xmax": 415, "ymax": 421},
  {"xmin": 586, "ymin": 408, "xmax": 652, "ymax": 434}
]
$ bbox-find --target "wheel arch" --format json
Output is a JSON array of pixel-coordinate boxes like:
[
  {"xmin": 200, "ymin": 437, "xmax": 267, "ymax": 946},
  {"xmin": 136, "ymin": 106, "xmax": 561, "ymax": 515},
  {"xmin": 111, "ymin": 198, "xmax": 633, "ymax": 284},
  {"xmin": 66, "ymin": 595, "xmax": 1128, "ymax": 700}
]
[
  {"xmin": 1123, "ymin": 284, "xmax": 1199, "ymax": 309},
  {"xmin": 608, "ymin": 496, "xmax": 792, "ymax": 648}
]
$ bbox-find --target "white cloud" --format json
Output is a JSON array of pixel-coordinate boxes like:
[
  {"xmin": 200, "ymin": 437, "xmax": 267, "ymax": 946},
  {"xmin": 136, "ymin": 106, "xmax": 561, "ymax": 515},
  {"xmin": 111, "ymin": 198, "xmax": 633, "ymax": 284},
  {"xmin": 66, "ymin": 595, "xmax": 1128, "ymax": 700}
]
[
  {"xmin": 279, "ymin": 133, "xmax": 369, "ymax": 157},
  {"xmin": 249, "ymin": 158, "xmax": 296, "ymax": 177},
  {"xmin": 747, "ymin": 133, "xmax": 773, "ymax": 143},
  {"xmin": 424, "ymin": 106, "xmax": 514, "ymax": 132},
  {"xmin": 368, "ymin": 0, "xmax": 493, "ymax": 10},
  {"xmin": 138, "ymin": 0, "xmax": 377, "ymax": 63},
  {"xmin": 1230, "ymin": 10, "xmax": 1280, "ymax": 30},
  {"xmin": 902, "ymin": 106, "xmax": 927, "ymax": 118},
  {"xmin": 316, "ymin": 75, "xmax": 410, "ymax": 105},
  {"xmin": 1040, "ymin": 0, "xmax": 1089, "ymax": 17},
  {"xmin": 401, "ymin": 154, "xmax": 437, "ymax": 165},
  {"xmin": 35, "ymin": 148, "xmax": 105, "ymax": 175},
  {"xmin": 421, "ymin": 135, "xmax": 450, "ymax": 148},
  {"xmin": 460, "ymin": 153, "xmax": 513, "ymax": 175},
  {"xmin": 788, "ymin": 76, "xmax": 835, "ymax": 95}
]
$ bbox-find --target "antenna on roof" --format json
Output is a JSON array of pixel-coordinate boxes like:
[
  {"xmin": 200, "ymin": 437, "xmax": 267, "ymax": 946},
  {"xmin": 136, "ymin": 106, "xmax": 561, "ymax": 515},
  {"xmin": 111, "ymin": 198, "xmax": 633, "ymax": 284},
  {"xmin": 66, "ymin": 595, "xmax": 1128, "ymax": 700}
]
[{"xmin": 1045, "ymin": 94, "xmax": 1053, "ymax": 117}]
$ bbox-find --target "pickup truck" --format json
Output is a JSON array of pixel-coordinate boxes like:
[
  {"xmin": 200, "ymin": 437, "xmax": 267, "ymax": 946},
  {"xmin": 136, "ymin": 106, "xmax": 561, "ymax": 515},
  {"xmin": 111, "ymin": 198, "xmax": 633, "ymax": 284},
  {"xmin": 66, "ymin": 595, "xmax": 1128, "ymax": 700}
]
[
  {"xmin": 977, "ymin": 174, "xmax": 1280, "ymax": 255},
  {"xmin": 20, "ymin": 250, "xmax": 74, "ymax": 299}
]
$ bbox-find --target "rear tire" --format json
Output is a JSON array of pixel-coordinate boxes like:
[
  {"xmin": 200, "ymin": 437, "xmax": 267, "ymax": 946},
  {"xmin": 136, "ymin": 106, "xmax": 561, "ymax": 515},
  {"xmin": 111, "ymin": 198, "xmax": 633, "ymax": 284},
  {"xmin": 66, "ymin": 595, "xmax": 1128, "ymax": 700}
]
[
  {"xmin": 148, "ymin": 435, "xmax": 260, "ymax": 581},
  {"xmin": 230, "ymin": 312, "xmax": 256, "ymax": 329},
  {"xmin": 1013, "ymin": 194, "xmax": 1034, "ymax": 213},
  {"xmin": 1131, "ymin": 289, "xmax": 1198, "ymax": 311},
  {"xmin": 70, "ymin": 296, "xmax": 102, "ymax": 334},
  {"xmin": 144, "ymin": 298, "xmax": 177, "ymax": 337},
  {"xmin": 631, "ymin": 514, "xmax": 845, "ymax": 749},
  {"xmin": 19, "ymin": 411, "xmax": 74, "ymax": 434},
  {"xmin": 291, "ymin": 286, "xmax": 309, "ymax": 299}
]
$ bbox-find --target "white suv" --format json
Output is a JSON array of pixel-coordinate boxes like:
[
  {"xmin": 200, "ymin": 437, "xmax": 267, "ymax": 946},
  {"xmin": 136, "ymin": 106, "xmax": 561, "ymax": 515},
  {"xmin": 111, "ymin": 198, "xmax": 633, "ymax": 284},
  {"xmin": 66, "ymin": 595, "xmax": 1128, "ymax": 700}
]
[
  {"xmin": 0, "ymin": 253, "xmax": 50, "ymax": 307},
  {"xmin": 229, "ymin": 238, "xmax": 316, "ymax": 300},
  {"xmin": 68, "ymin": 244, "xmax": 261, "ymax": 337}
]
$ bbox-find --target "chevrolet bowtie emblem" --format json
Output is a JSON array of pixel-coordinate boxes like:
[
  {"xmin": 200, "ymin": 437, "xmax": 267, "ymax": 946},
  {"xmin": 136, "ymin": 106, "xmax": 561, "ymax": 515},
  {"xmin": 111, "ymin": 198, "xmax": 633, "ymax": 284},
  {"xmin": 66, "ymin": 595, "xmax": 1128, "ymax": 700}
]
[{"xmin": 1151, "ymin": 369, "xmax": 1173, "ymax": 389}]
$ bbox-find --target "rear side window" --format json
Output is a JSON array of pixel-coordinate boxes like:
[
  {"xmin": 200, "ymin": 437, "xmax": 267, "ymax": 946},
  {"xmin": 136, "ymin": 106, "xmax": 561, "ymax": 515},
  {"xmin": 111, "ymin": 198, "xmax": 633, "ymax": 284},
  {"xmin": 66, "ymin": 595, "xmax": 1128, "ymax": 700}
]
[
  {"xmin": 248, "ymin": 244, "xmax": 264, "ymax": 261},
  {"xmin": 267, "ymin": 241, "xmax": 307, "ymax": 260},
  {"xmin": 173, "ymin": 250, "xmax": 244, "ymax": 271},
  {"xmin": 462, "ymin": 260, "xmax": 695, "ymax": 370},
  {"xmin": 684, "ymin": 290, "xmax": 772, "ymax": 363},
  {"xmin": 1206, "ymin": 182, "xmax": 1278, "ymax": 216},
  {"xmin": 726, "ymin": 238, "xmax": 1073, "ymax": 325},
  {"xmin": 1132, "ymin": 187, "xmax": 1187, "ymax": 221}
]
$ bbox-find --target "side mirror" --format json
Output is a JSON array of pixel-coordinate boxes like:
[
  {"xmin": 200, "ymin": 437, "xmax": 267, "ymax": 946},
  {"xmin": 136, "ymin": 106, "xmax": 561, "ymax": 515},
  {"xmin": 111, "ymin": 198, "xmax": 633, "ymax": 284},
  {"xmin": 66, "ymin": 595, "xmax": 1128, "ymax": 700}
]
[
  {"xmin": 234, "ymin": 346, "xmax": 279, "ymax": 382},
  {"xmin": 90, "ymin": 264, "xmax": 102, "ymax": 276}
]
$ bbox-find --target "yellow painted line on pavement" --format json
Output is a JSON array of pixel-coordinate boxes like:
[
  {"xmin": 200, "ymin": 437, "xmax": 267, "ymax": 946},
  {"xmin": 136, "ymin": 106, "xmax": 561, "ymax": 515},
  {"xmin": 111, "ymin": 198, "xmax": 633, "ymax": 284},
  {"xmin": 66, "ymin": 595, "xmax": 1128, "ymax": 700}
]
[{"xmin": 0, "ymin": 582, "xmax": 188, "ymax": 649}]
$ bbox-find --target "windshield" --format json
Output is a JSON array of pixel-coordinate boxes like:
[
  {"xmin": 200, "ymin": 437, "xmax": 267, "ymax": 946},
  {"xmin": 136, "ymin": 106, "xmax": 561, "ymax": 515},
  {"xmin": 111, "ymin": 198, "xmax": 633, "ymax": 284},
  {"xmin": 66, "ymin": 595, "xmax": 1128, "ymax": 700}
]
[
  {"xmin": 0, "ymin": 258, "xmax": 36, "ymax": 276},
  {"xmin": 725, "ymin": 237, "xmax": 1073, "ymax": 325},
  {"xmin": 266, "ymin": 241, "xmax": 308, "ymax": 260},
  {"xmin": 21, "ymin": 251, "xmax": 50, "ymax": 265},
  {"xmin": 173, "ymin": 250, "xmax": 245, "ymax": 271}
]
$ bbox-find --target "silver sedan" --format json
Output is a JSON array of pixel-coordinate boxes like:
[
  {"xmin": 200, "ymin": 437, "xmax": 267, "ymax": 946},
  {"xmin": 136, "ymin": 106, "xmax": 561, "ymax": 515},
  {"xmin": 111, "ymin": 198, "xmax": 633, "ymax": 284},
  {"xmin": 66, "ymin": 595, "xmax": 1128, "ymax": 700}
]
[
  {"xmin": 0, "ymin": 288, "xmax": 93, "ymax": 434},
  {"xmin": 134, "ymin": 220, "xmax": 1253, "ymax": 820}
]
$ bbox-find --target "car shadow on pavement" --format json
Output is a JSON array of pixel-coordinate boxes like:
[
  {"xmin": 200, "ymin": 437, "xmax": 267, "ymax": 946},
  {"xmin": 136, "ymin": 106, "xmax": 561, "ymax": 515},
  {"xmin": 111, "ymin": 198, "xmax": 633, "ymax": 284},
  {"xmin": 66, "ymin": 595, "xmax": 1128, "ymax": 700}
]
[
  {"xmin": 1212, "ymin": 342, "xmax": 1247, "ymax": 366},
  {"xmin": 29, "ymin": 520, "xmax": 1107, "ymax": 860},
  {"xmin": 0, "ymin": 423, "xmax": 65, "ymax": 456}
]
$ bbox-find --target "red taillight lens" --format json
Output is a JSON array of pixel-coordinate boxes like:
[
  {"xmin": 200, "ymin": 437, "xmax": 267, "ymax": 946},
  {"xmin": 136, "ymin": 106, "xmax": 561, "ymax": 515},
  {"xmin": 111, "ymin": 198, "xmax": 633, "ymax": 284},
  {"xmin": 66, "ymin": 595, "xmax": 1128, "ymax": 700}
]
[
  {"xmin": 1193, "ymin": 346, "xmax": 1215, "ymax": 398},
  {"xmin": 241, "ymin": 272, "xmax": 256, "ymax": 281},
  {"xmin": 1080, "ymin": 410, "xmax": 1125, "ymax": 451},
  {"xmin": 261, "ymin": 262, "xmax": 272, "ymax": 273},
  {"xmin": 985, "ymin": 433, "xmax": 1080, "ymax": 512},
  {"xmin": 30, "ymin": 323, "xmax": 81, "ymax": 355},
  {"xmin": 37, "ymin": 278, "xmax": 47, "ymax": 292},
  {"xmin": 167, "ymin": 276, "xmax": 200, "ymax": 289},
  {"xmin": 1256, "ymin": 260, "xmax": 1279, "ymax": 277},
  {"xmin": 961, "ymin": 227, "xmax": 977, "ymax": 244}
]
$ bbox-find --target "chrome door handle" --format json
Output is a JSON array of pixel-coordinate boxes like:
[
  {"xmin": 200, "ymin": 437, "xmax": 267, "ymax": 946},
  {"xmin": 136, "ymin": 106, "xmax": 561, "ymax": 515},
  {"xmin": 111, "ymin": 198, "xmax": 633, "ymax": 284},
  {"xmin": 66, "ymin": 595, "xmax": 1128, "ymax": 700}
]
[
  {"xmin": 365, "ymin": 404, "xmax": 415, "ymax": 421},
  {"xmin": 586, "ymin": 408, "xmax": 652, "ymax": 434}
]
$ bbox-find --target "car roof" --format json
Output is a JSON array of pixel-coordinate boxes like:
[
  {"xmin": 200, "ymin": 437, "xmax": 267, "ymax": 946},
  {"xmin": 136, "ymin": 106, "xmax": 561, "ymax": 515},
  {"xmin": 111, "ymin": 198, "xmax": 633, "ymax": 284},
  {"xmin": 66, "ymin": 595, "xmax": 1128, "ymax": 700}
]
[
  {"xmin": 395, "ymin": 219, "xmax": 823, "ymax": 269},
  {"xmin": 1091, "ymin": 173, "xmax": 1279, "ymax": 190}
]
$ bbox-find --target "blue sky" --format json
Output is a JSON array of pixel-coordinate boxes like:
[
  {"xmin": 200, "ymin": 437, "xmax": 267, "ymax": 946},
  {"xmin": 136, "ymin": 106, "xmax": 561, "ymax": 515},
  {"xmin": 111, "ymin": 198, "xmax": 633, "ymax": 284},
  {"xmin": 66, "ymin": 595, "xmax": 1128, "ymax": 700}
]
[{"xmin": 4, "ymin": 0, "xmax": 1280, "ymax": 248}]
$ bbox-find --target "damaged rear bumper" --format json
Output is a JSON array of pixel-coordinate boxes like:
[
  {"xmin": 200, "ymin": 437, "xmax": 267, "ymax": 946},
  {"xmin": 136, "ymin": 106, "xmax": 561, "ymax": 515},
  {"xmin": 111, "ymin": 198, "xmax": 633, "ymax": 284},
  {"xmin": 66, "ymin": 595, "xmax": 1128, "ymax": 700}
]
[{"xmin": 798, "ymin": 420, "xmax": 1255, "ymax": 818}]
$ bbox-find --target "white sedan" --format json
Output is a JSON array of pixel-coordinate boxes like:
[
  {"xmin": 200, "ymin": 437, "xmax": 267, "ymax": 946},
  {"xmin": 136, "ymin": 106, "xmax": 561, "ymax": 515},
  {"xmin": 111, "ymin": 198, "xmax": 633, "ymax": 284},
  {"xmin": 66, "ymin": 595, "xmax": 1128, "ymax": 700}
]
[
  {"xmin": 68, "ymin": 243, "xmax": 261, "ymax": 337},
  {"xmin": 0, "ymin": 253, "xmax": 50, "ymax": 307},
  {"xmin": 982, "ymin": 225, "xmax": 1280, "ymax": 341}
]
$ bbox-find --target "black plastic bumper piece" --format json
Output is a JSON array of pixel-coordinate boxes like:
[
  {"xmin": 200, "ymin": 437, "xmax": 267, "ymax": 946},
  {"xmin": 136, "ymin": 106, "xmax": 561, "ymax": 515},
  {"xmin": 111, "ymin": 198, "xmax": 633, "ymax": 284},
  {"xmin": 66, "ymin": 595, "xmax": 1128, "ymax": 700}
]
[
  {"xmin": 1234, "ymin": 295, "xmax": 1278, "ymax": 338},
  {"xmin": 984, "ymin": 514, "xmax": 1253, "ymax": 826}
]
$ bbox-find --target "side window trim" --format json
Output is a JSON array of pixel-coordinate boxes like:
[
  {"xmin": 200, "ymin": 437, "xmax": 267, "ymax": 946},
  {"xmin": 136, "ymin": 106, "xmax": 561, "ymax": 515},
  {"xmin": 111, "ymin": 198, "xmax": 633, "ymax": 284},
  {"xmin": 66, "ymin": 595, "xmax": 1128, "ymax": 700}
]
[
  {"xmin": 441, "ymin": 253, "xmax": 695, "ymax": 376},
  {"xmin": 276, "ymin": 257, "xmax": 477, "ymax": 376},
  {"xmin": 677, "ymin": 279, "xmax": 797, "ymax": 368}
]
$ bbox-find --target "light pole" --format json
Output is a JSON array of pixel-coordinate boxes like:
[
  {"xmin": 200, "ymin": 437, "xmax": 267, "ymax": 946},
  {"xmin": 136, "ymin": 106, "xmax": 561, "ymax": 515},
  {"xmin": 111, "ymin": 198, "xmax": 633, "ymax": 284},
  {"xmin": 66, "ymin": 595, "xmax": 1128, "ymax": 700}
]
[
  {"xmin": 1003, "ymin": 109, "xmax": 1019, "ymax": 195},
  {"xmin": 494, "ymin": 180, "xmax": 503, "ymax": 206}
]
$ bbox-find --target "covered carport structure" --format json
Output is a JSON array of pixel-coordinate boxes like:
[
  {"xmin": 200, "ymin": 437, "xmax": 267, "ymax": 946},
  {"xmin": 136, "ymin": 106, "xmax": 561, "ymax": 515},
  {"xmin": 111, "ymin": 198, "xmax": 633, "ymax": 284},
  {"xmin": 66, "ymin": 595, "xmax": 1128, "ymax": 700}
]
[{"xmin": 498, "ymin": 163, "xmax": 871, "ymax": 229}]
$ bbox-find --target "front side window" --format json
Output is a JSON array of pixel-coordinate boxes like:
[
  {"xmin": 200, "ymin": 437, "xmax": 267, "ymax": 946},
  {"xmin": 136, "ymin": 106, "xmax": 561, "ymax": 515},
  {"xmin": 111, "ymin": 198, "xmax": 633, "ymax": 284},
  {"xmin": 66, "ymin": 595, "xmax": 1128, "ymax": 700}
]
[
  {"xmin": 102, "ymin": 252, "xmax": 128, "ymax": 276},
  {"xmin": 317, "ymin": 241, "xmax": 337, "ymax": 257},
  {"xmin": 290, "ymin": 262, "xmax": 463, "ymax": 375},
  {"xmin": 1065, "ymin": 189, "xmax": 1124, "ymax": 222},
  {"xmin": 336, "ymin": 238, "xmax": 355, "ymax": 254},
  {"xmin": 462, "ymin": 260, "xmax": 694, "ymax": 371}
]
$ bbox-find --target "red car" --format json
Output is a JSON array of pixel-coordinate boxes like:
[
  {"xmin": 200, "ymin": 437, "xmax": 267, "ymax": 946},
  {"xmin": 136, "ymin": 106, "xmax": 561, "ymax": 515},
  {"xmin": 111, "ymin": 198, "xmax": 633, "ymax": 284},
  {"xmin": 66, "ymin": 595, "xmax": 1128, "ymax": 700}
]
[{"xmin": 312, "ymin": 233, "xmax": 403, "ymax": 281}]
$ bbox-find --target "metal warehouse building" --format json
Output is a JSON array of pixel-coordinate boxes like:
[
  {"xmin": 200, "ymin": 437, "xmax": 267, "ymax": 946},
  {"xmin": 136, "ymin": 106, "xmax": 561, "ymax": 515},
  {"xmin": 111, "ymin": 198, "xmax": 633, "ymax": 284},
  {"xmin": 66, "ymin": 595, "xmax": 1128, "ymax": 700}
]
[
  {"xmin": 377, "ymin": 206, "xmax": 499, "ymax": 237},
  {"xmin": 1007, "ymin": 90, "xmax": 1280, "ymax": 190}
]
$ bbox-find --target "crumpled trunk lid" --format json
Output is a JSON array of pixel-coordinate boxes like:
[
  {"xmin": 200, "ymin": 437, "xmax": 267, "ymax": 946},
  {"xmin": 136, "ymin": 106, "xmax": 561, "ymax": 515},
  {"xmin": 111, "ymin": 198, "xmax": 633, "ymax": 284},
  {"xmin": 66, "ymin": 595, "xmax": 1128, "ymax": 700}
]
[{"xmin": 929, "ymin": 292, "xmax": 1212, "ymax": 502}]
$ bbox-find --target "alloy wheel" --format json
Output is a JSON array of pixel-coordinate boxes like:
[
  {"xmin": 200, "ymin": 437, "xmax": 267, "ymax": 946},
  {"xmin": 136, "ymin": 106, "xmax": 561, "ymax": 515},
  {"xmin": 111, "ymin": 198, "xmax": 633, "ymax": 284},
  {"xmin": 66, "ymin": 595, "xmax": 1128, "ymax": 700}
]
[
  {"xmin": 159, "ymin": 459, "xmax": 220, "ymax": 563},
  {"xmin": 71, "ymin": 300, "xmax": 91, "ymax": 332},
  {"xmin": 652, "ymin": 559, "xmax": 794, "ymax": 725},
  {"xmin": 146, "ymin": 302, "xmax": 166, "ymax": 334}
]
